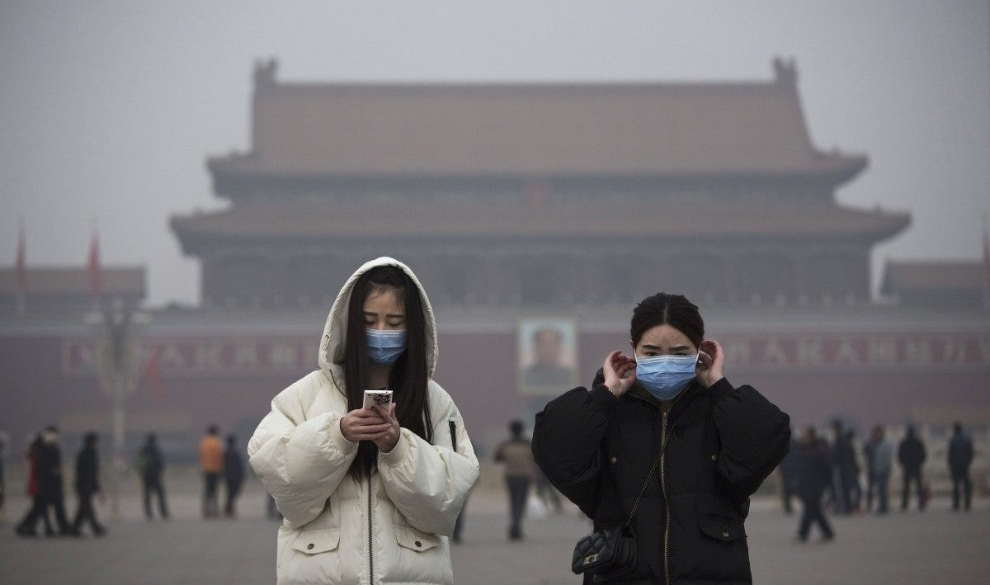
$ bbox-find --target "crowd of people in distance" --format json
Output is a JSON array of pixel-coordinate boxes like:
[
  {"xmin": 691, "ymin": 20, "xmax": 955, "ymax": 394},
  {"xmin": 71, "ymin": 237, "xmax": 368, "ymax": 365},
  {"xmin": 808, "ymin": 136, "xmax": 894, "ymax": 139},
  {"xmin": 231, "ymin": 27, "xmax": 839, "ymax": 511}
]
[
  {"xmin": 7, "ymin": 423, "xmax": 255, "ymax": 538},
  {"xmin": 13, "ymin": 426, "xmax": 105, "ymax": 538},
  {"xmin": 779, "ymin": 420, "xmax": 977, "ymax": 543}
]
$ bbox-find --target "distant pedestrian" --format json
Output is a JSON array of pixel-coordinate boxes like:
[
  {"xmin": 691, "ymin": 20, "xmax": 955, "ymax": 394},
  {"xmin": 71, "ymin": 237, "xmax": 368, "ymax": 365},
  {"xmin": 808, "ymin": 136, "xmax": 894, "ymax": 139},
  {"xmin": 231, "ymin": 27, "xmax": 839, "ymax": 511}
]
[
  {"xmin": 223, "ymin": 434, "xmax": 244, "ymax": 518},
  {"xmin": 948, "ymin": 422, "xmax": 974, "ymax": 512},
  {"xmin": 199, "ymin": 425, "xmax": 223, "ymax": 518},
  {"xmin": 72, "ymin": 432, "xmax": 105, "ymax": 536},
  {"xmin": 830, "ymin": 421, "xmax": 859, "ymax": 514},
  {"xmin": 0, "ymin": 429, "xmax": 8, "ymax": 520},
  {"xmin": 15, "ymin": 434, "xmax": 54, "ymax": 537},
  {"xmin": 37, "ymin": 427, "xmax": 73, "ymax": 535},
  {"xmin": 796, "ymin": 426, "xmax": 834, "ymax": 543},
  {"xmin": 136, "ymin": 433, "xmax": 169, "ymax": 520},
  {"xmin": 864, "ymin": 425, "xmax": 893, "ymax": 514},
  {"xmin": 494, "ymin": 419, "xmax": 534, "ymax": 541},
  {"xmin": 843, "ymin": 429, "xmax": 862, "ymax": 512},
  {"xmin": 779, "ymin": 432, "xmax": 801, "ymax": 514},
  {"xmin": 897, "ymin": 425, "xmax": 927, "ymax": 511}
]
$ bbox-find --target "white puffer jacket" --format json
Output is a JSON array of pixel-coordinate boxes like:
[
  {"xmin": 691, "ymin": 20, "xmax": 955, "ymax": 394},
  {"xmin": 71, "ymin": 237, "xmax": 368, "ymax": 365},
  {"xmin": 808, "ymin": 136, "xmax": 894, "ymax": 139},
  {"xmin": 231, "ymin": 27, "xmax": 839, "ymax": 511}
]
[{"xmin": 248, "ymin": 257, "xmax": 480, "ymax": 585}]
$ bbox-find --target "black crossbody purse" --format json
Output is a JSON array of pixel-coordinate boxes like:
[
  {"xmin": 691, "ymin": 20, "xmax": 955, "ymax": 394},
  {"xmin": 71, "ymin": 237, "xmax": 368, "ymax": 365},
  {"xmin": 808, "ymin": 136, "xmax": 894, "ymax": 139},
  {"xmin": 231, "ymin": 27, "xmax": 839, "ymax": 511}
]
[{"xmin": 571, "ymin": 448, "xmax": 664, "ymax": 580}]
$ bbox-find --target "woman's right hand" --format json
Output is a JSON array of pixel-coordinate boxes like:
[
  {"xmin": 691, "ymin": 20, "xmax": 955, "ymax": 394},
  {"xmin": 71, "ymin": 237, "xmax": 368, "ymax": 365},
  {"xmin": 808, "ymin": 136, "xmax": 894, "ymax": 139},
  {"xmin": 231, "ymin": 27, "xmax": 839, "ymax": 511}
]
[
  {"xmin": 602, "ymin": 350, "xmax": 637, "ymax": 397},
  {"xmin": 340, "ymin": 407, "xmax": 390, "ymax": 444}
]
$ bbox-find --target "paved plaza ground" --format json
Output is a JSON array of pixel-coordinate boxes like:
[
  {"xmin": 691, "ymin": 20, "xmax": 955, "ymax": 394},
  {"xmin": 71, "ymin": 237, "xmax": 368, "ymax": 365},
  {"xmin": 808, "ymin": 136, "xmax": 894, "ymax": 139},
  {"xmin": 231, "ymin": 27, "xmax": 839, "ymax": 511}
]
[{"xmin": 1, "ymin": 475, "xmax": 988, "ymax": 585}]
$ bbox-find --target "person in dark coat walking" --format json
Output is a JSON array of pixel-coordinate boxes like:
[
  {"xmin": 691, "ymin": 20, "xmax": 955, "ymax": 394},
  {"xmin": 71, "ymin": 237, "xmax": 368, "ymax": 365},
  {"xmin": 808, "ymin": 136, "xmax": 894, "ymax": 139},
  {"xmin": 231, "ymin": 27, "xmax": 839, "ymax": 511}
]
[
  {"xmin": 947, "ymin": 422, "xmax": 975, "ymax": 511},
  {"xmin": 136, "ymin": 433, "xmax": 169, "ymax": 520},
  {"xmin": 829, "ymin": 421, "xmax": 860, "ymax": 514},
  {"xmin": 778, "ymin": 432, "xmax": 801, "ymax": 514},
  {"xmin": 15, "ymin": 435, "xmax": 54, "ymax": 537},
  {"xmin": 72, "ymin": 432, "xmax": 105, "ymax": 536},
  {"xmin": 0, "ymin": 430, "xmax": 7, "ymax": 518},
  {"xmin": 36, "ymin": 427, "xmax": 72, "ymax": 535},
  {"xmin": 898, "ymin": 425, "xmax": 927, "ymax": 511},
  {"xmin": 533, "ymin": 293, "xmax": 791, "ymax": 584},
  {"xmin": 795, "ymin": 426, "xmax": 835, "ymax": 542},
  {"xmin": 223, "ymin": 434, "xmax": 244, "ymax": 518}
]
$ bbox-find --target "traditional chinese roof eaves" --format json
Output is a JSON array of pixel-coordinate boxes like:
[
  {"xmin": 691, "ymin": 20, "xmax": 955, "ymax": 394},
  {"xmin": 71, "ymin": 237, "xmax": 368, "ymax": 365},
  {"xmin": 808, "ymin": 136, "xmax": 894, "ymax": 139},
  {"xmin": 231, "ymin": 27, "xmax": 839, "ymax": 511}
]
[
  {"xmin": 0, "ymin": 267, "xmax": 146, "ymax": 296},
  {"xmin": 881, "ymin": 261, "xmax": 988, "ymax": 294},
  {"xmin": 171, "ymin": 200, "xmax": 909, "ymax": 252}
]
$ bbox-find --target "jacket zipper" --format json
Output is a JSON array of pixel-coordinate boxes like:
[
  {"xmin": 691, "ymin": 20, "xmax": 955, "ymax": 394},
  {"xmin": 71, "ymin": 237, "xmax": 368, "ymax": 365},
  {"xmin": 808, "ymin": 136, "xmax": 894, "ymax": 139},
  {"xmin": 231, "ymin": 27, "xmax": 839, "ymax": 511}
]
[
  {"xmin": 661, "ymin": 410, "xmax": 671, "ymax": 585},
  {"xmin": 368, "ymin": 477, "xmax": 374, "ymax": 585}
]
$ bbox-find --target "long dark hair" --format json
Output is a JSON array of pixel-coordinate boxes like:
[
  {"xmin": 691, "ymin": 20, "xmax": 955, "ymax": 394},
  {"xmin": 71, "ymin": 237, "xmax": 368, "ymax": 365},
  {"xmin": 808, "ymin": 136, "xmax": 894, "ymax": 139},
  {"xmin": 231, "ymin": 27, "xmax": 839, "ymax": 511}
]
[
  {"xmin": 630, "ymin": 292, "xmax": 705, "ymax": 349},
  {"xmin": 345, "ymin": 265, "xmax": 433, "ymax": 479}
]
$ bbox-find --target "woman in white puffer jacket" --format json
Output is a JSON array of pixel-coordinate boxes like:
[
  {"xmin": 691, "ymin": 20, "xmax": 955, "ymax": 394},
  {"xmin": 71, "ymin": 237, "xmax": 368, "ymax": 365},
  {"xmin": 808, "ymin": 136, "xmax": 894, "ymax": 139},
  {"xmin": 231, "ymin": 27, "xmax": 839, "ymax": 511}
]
[{"xmin": 248, "ymin": 257, "xmax": 480, "ymax": 585}]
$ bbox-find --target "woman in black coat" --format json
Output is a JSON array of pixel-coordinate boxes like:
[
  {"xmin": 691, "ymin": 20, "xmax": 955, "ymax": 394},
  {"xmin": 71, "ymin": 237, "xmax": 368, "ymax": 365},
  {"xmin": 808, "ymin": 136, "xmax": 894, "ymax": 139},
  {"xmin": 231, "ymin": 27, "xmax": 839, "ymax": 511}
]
[{"xmin": 532, "ymin": 293, "xmax": 790, "ymax": 584}]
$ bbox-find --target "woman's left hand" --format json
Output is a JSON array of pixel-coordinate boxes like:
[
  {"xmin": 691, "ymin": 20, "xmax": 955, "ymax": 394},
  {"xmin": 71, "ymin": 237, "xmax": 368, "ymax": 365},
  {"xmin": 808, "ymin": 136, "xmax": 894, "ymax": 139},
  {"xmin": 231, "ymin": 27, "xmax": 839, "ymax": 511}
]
[
  {"xmin": 369, "ymin": 403, "xmax": 401, "ymax": 453},
  {"xmin": 696, "ymin": 339, "xmax": 726, "ymax": 388}
]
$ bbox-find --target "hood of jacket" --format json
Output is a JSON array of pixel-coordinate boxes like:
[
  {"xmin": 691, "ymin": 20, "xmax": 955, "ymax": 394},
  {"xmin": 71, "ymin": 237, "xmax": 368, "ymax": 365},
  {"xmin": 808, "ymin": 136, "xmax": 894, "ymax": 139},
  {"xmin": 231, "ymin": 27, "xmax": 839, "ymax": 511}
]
[{"xmin": 319, "ymin": 257, "xmax": 438, "ymax": 392}]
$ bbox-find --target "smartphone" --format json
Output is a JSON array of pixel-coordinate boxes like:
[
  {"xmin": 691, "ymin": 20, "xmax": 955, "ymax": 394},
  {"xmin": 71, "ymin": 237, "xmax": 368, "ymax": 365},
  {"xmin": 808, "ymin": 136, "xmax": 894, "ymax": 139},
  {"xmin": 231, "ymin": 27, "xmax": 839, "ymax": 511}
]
[{"xmin": 363, "ymin": 389, "xmax": 393, "ymax": 410}]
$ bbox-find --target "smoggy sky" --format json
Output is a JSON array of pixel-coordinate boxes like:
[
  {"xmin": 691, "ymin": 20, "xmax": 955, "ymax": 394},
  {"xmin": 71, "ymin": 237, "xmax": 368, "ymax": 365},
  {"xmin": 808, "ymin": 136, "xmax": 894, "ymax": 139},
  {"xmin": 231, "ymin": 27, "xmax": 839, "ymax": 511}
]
[{"xmin": 1, "ymin": 1, "xmax": 988, "ymax": 306}]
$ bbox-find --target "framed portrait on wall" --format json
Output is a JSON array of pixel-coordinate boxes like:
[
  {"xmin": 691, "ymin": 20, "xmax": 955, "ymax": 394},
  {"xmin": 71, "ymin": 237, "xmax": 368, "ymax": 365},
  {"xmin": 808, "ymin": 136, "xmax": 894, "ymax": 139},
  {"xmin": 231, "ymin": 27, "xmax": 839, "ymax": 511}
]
[{"xmin": 518, "ymin": 318, "xmax": 578, "ymax": 396}]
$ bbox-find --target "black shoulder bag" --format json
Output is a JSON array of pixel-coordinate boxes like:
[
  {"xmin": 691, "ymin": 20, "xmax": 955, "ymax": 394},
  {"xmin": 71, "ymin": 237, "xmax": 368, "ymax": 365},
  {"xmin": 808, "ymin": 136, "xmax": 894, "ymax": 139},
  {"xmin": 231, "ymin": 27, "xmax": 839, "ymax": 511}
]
[{"xmin": 570, "ymin": 448, "xmax": 664, "ymax": 580}]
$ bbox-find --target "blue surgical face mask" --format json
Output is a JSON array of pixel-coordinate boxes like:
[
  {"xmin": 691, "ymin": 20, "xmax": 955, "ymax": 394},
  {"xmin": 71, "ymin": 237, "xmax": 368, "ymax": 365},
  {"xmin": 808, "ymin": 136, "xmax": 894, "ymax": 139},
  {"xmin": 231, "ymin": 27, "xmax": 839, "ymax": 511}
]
[
  {"xmin": 635, "ymin": 354, "xmax": 699, "ymax": 401},
  {"xmin": 366, "ymin": 329, "xmax": 408, "ymax": 364}
]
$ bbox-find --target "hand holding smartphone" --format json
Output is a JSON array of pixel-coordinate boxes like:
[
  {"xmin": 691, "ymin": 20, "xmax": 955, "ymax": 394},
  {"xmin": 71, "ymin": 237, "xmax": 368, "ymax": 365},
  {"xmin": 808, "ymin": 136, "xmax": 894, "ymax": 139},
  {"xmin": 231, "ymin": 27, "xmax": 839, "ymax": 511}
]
[{"xmin": 363, "ymin": 389, "xmax": 393, "ymax": 410}]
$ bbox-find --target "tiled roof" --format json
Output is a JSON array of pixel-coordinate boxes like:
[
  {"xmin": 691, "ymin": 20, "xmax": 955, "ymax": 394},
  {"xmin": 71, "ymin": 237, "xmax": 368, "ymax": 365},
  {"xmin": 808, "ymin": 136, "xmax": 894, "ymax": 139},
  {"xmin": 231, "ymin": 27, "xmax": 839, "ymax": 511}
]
[
  {"xmin": 0, "ymin": 267, "xmax": 146, "ymax": 295},
  {"xmin": 208, "ymin": 61, "xmax": 865, "ymax": 181},
  {"xmin": 881, "ymin": 261, "xmax": 988, "ymax": 293}
]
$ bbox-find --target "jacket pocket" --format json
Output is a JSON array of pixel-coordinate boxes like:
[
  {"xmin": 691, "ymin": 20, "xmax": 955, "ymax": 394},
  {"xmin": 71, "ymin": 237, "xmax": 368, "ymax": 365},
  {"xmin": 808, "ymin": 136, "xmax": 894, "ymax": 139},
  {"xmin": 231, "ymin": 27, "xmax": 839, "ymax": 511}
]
[
  {"xmin": 394, "ymin": 525, "xmax": 440, "ymax": 552},
  {"xmin": 698, "ymin": 516, "xmax": 746, "ymax": 542},
  {"xmin": 290, "ymin": 529, "xmax": 340, "ymax": 555}
]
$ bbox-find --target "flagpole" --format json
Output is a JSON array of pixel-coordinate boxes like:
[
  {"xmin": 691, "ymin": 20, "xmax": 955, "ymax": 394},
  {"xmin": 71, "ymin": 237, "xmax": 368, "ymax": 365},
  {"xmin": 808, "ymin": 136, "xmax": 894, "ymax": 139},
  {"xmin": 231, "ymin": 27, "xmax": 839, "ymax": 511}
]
[
  {"xmin": 15, "ymin": 219, "xmax": 26, "ymax": 315},
  {"xmin": 983, "ymin": 211, "xmax": 989, "ymax": 309}
]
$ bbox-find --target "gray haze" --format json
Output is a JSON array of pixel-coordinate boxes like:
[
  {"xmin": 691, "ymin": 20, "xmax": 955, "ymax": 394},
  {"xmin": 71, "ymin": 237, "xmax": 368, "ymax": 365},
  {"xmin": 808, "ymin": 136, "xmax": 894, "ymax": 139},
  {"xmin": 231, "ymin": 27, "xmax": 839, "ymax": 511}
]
[{"xmin": 1, "ymin": 1, "xmax": 988, "ymax": 306}]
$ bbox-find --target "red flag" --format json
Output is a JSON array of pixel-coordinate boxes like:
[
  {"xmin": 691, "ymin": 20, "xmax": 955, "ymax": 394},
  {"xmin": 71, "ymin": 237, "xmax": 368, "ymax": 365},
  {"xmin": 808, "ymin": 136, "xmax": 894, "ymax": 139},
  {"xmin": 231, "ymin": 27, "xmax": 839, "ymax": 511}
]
[
  {"xmin": 141, "ymin": 347, "xmax": 164, "ymax": 401},
  {"xmin": 87, "ymin": 229, "xmax": 102, "ymax": 297},
  {"xmin": 16, "ymin": 220, "xmax": 26, "ymax": 292}
]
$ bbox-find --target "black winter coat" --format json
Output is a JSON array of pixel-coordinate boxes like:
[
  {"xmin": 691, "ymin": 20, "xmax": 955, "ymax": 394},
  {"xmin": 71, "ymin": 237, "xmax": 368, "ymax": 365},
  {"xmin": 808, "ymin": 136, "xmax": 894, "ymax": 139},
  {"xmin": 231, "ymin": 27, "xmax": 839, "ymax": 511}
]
[
  {"xmin": 796, "ymin": 440, "xmax": 832, "ymax": 500},
  {"xmin": 948, "ymin": 433, "xmax": 974, "ymax": 474},
  {"xmin": 897, "ymin": 434, "xmax": 926, "ymax": 471},
  {"xmin": 75, "ymin": 446, "xmax": 100, "ymax": 495},
  {"xmin": 36, "ymin": 443, "xmax": 64, "ymax": 497},
  {"xmin": 533, "ymin": 374, "xmax": 790, "ymax": 585}
]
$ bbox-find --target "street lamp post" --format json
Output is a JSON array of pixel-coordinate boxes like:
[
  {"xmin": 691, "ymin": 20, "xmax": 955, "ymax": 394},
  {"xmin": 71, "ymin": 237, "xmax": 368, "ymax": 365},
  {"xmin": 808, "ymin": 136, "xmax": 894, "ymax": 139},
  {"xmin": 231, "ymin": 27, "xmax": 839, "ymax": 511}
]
[{"xmin": 87, "ymin": 299, "xmax": 149, "ymax": 520}]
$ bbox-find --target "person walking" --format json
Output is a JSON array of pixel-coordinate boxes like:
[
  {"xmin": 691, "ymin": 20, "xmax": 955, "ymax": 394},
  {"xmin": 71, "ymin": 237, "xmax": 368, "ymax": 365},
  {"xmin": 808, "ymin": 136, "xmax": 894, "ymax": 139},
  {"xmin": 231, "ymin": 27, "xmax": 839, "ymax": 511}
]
[
  {"xmin": 71, "ymin": 432, "xmax": 106, "ymax": 536},
  {"xmin": 898, "ymin": 425, "xmax": 927, "ymax": 511},
  {"xmin": 830, "ymin": 421, "xmax": 860, "ymax": 514},
  {"xmin": 494, "ymin": 419, "xmax": 535, "ymax": 541},
  {"xmin": 0, "ymin": 429, "xmax": 8, "ymax": 522},
  {"xmin": 533, "ymin": 292, "xmax": 791, "ymax": 584},
  {"xmin": 199, "ymin": 425, "xmax": 223, "ymax": 518},
  {"xmin": 136, "ymin": 433, "xmax": 169, "ymax": 520},
  {"xmin": 948, "ymin": 422, "xmax": 975, "ymax": 512},
  {"xmin": 36, "ymin": 427, "xmax": 73, "ymax": 535},
  {"xmin": 796, "ymin": 426, "xmax": 835, "ymax": 542},
  {"xmin": 15, "ymin": 434, "xmax": 54, "ymax": 537},
  {"xmin": 248, "ymin": 257, "xmax": 479, "ymax": 585},
  {"xmin": 865, "ymin": 425, "xmax": 893, "ymax": 514},
  {"xmin": 223, "ymin": 434, "xmax": 244, "ymax": 518},
  {"xmin": 779, "ymin": 431, "xmax": 801, "ymax": 514}
]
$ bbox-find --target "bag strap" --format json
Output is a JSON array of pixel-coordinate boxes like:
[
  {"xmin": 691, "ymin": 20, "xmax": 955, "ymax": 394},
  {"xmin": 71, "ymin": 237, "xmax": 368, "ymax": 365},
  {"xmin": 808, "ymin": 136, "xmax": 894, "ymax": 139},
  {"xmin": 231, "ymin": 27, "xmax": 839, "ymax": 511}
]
[{"xmin": 623, "ymin": 430, "xmax": 672, "ymax": 527}]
